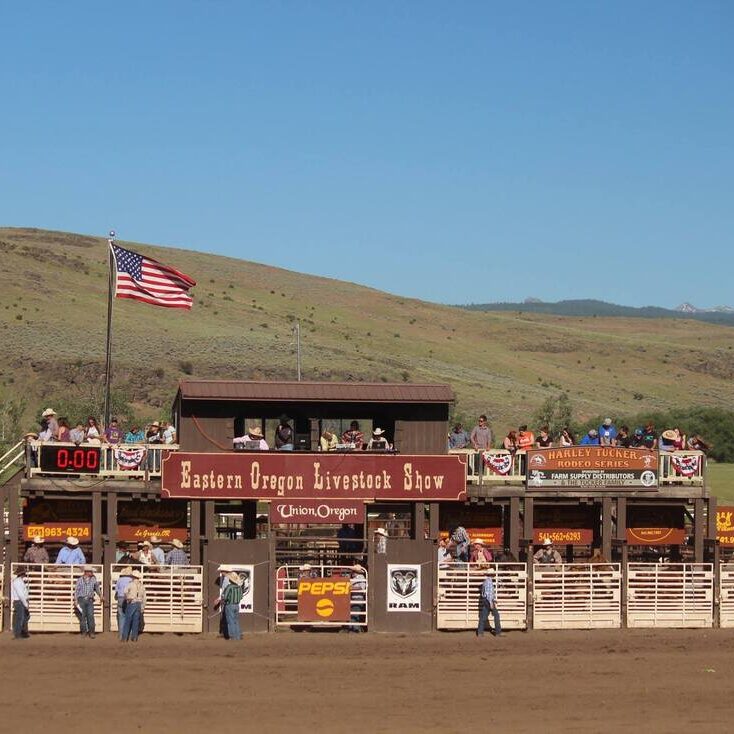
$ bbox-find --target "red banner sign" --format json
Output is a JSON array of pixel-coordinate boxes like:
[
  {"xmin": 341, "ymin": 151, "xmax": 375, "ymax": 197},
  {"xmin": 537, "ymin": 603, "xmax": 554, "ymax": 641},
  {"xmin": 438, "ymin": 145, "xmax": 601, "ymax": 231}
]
[
  {"xmin": 161, "ymin": 452, "xmax": 467, "ymax": 501},
  {"xmin": 23, "ymin": 523, "xmax": 92, "ymax": 542},
  {"xmin": 627, "ymin": 506, "xmax": 685, "ymax": 545},
  {"xmin": 533, "ymin": 528, "xmax": 594, "ymax": 545},
  {"xmin": 440, "ymin": 528, "xmax": 504, "ymax": 546},
  {"xmin": 626, "ymin": 527, "xmax": 686, "ymax": 545},
  {"xmin": 270, "ymin": 500, "xmax": 365, "ymax": 525},
  {"xmin": 117, "ymin": 526, "xmax": 189, "ymax": 542},
  {"xmin": 716, "ymin": 506, "xmax": 734, "ymax": 547}
]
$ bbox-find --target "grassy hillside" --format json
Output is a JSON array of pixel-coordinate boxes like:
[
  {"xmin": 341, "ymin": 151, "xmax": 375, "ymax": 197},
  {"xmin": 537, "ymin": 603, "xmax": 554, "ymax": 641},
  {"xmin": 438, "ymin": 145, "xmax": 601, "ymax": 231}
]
[{"xmin": 1, "ymin": 227, "xmax": 734, "ymax": 438}]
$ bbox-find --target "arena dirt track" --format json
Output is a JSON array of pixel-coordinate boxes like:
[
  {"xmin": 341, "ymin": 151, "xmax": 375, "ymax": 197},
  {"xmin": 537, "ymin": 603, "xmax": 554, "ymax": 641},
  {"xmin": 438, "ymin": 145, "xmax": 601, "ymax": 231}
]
[{"xmin": 2, "ymin": 629, "xmax": 733, "ymax": 733}]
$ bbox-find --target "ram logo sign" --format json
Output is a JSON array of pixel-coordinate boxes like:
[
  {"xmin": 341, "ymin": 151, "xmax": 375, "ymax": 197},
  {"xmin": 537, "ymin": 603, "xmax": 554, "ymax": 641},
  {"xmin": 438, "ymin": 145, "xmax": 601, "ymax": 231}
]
[{"xmin": 387, "ymin": 564, "xmax": 421, "ymax": 612}]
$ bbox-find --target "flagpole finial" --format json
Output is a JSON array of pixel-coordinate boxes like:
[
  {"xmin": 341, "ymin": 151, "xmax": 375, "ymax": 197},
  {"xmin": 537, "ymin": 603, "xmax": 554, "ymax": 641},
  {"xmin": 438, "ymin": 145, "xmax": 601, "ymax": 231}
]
[{"xmin": 109, "ymin": 230, "xmax": 116, "ymax": 242}]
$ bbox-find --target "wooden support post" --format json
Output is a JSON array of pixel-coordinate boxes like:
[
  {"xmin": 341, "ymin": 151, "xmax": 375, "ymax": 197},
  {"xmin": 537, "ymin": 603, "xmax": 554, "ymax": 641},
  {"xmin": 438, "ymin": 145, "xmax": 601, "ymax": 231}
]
[
  {"xmin": 602, "ymin": 497, "xmax": 613, "ymax": 560},
  {"xmin": 242, "ymin": 500, "xmax": 257, "ymax": 539},
  {"xmin": 524, "ymin": 497, "xmax": 534, "ymax": 551},
  {"xmin": 268, "ymin": 534, "xmax": 277, "ymax": 632},
  {"xmin": 616, "ymin": 498, "xmax": 627, "ymax": 543},
  {"xmin": 92, "ymin": 493, "xmax": 103, "ymax": 564},
  {"xmin": 0, "ymin": 487, "xmax": 7, "ymax": 632},
  {"xmin": 509, "ymin": 496, "xmax": 520, "ymax": 559},
  {"xmin": 411, "ymin": 502, "xmax": 425, "ymax": 540},
  {"xmin": 103, "ymin": 494, "xmax": 118, "ymax": 632},
  {"xmin": 8, "ymin": 484, "xmax": 20, "ymax": 564},
  {"xmin": 190, "ymin": 501, "xmax": 201, "ymax": 565},
  {"xmin": 694, "ymin": 498, "xmax": 705, "ymax": 563},
  {"xmin": 428, "ymin": 502, "xmax": 439, "ymax": 540},
  {"xmin": 707, "ymin": 495, "xmax": 718, "ymax": 561}
]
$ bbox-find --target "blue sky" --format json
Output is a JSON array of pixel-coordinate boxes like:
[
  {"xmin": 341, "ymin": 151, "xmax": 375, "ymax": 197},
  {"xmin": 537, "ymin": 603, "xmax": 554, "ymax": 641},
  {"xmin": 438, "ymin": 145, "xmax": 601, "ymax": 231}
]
[{"xmin": 1, "ymin": 1, "xmax": 732, "ymax": 307}]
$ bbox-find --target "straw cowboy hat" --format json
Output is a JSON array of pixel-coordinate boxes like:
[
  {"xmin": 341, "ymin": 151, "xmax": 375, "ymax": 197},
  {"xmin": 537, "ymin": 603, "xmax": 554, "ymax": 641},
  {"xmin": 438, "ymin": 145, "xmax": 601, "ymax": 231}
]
[
  {"xmin": 374, "ymin": 528, "xmax": 388, "ymax": 537},
  {"xmin": 150, "ymin": 421, "xmax": 160, "ymax": 428},
  {"xmin": 82, "ymin": 565, "xmax": 95, "ymax": 573},
  {"xmin": 33, "ymin": 536, "xmax": 45, "ymax": 545},
  {"xmin": 24, "ymin": 432, "xmax": 39, "ymax": 440},
  {"xmin": 131, "ymin": 570, "xmax": 143, "ymax": 579},
  {"xmin": 66, "ymin": 536, "xmax": 80, "ymax": 546},
  {"xmin": 41, "ymin": 408, "xmax": 57, "ymax": 418},
  {"xmin": 350, "ymin": 564, "xmax": 366, "ymax": 573},
  {"xmin": 120, "ymin": 566, "xmax": 134, "ymax": 576},
  {"xmin": 472, "ymin": 538, "xmax": 485, "ymax": 545},
  {"xmin": 141, "ymin": 540, "xmax": 152, "ymax": 548},
  {"xmin": 372, "ymin": 427, "xmax": 385, "ymax": 436},
  {"xmin": 662, "ymin": 430, "xmax": 678, "ymax": 441},
  {"xmin": 248, "ymin": 426, "xmax": 264, "ymax": 438},
  {"xmin": 217, "ymin": 564, "xmax": 232, "ymax": 572},
  {"xmin": 299, "ymin": 563, "xmax": 312, "ymax": 571},
  {"xmin": 171, "ymin": 538, "xmax": 184, "ymax": 549},
  {"xmin": 227, "ymin": 571, "xmax": 242, "ymax": 585},
  {"xmin": 149, "ymin": 535, "xmax": 162, "ymax": 544},
  {"xmin": 542, "ymin": 538, "xmax": 554, "ymax": 546}
]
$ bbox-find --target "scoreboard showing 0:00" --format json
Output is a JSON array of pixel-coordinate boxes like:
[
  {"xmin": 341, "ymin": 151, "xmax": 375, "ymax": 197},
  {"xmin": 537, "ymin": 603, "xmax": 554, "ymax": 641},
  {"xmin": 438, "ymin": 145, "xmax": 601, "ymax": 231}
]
[{"xmin": 39, "ymin": 445, "xmax": 101, "ymax": 474}]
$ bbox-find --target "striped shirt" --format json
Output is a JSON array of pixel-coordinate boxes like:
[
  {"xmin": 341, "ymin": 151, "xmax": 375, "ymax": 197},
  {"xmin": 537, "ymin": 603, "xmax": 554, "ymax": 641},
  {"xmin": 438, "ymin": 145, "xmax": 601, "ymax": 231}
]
[
  {"xmin": 165, "ymin": 548, "xmax": 189, "ymax": 565},
  {"xmin": 75, "ymin": 575, "xmax": 101, "ymax": 600},
  {"xmin": 480, "ymin": 577, "xmax": 497, "ymax": 604}
]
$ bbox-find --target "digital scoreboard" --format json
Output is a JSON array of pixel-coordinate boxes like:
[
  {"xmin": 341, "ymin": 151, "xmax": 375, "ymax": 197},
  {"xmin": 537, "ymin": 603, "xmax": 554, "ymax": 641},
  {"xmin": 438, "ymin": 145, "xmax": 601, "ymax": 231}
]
[{"xmin": 39, "ymin": 445, "xmax": 101, "ymax": 474}]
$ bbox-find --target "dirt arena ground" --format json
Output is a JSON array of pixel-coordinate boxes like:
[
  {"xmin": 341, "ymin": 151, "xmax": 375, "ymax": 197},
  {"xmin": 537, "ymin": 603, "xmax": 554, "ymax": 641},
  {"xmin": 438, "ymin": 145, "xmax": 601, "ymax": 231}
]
[{"xmin": 2, "ymin": 629, "xmax": 733, "ymax": 733}]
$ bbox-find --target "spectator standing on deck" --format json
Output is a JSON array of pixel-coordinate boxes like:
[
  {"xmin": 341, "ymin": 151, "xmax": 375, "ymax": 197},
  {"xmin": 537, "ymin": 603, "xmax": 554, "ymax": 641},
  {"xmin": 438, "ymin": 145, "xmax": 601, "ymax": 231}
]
[
  {"xmin": 69, "ymin": 422, "xmax": 85, "ymax": 444},
  {"xmin": 221, "ymin": 571, "xmax": 244, "ymax": 640},
  {"xmin": 533, "ymin": 538, "xmax": 563, "ymax": 565},
  {"xmin": 104, "ymin": 418, "xmax": 123, "ymax": 444},
  {"xmin": 448, "ymin": 423, "xmax": 470, "ymax": 450},
  {"xmin": 469, "ymin": 539, "xmax": 493, "ymax": 563},
  {"xmin": 41, "ymin": 408, "xmax": 59, "ymax": 440},
  {"xmin": 11, "ymin": 567, "xmax": 30, "ymax": 639},
  {"xmin": 559, "ymin": 428, "xmax": 575, "ymax": 447},
  {"xmin": 121, "ymin": 569, "xmax": 146, "ymax": 642},
  {"xmin": 161, "ymin": 421, "xmax": 176, "ymax": 444},
  {"xmin": 470, "ymin": 415, "xmax": 493, "ymax": 451},
  {"xmin": 641, "ymin": 422, "xmax": 658, "ymax": 450},
  {"xmin": 616, "ymin": 425, "xmax": 632, "ymax": 448},
  {"xmin": 85, "ymin": 416, "xmax": 102, "ymax": 445},
  {"xmin": 598, "ymin": 418, "xmax": 618, "ymax": 446},
  {"xmin": 114, "ymin": 567, "xmax": 134, "ymax": 640},
  {"xmin": 580, "ymin": 429, "xmax": 600, "ymax": 446},
  {"xmin": 23, "ymin": 536, "xmax": 49, "ymax": 564},
  {"xmin": 274, "ymin": 415, "xmax": 294, "ymax": 451},
  {"xmin": 536, "ymin": 426, "xmax": 553, "ymax": 448},
  {"xmin": 125, "ymin": 425, "xmax": 145, "ymax": 444},
  {"xmin": 503, "ymin": 430, "xmax": 518, "ymax": 454},
  {"xmin": 75, "ymin": 566, "xmax": 103, "ymax": 638},
  {"xmin": 517, "ymin": 425, "xmax": 535, "ymax": 451},
  {"xmin": 476, "ymin": 572, "xmax": 502, "ymax": 637},
  {"xmin": 165, "ymin": 538, "xmax": 189, "ymax": 565},
  {"xmin": 55, "ymin": 536, "xmax": 86, "ymax": 565}
]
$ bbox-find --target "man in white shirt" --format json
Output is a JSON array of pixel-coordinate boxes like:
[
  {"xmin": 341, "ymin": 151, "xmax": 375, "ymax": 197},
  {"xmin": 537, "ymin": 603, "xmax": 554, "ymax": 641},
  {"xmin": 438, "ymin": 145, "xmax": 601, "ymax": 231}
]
[{"xmin": 11, "ymin": 567, "xmax": 30, "ymax": 639}]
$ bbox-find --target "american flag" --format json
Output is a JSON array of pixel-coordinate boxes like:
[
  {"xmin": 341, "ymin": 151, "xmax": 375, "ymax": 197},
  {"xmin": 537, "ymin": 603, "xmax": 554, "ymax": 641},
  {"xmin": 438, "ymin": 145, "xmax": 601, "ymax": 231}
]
[{"xmin": 111, "ymin": 243, "xmax": 196, "ymax": 309}]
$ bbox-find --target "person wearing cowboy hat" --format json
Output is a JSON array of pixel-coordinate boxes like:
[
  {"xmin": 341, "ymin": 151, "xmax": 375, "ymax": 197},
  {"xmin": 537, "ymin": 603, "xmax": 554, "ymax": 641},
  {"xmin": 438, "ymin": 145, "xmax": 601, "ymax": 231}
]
[
  {"xmin": 55, "ymin": 536, "xmax": 86, "ymax": 565},
  {"xmin": 469, "ymin": 538, "xmax": 493, "ymax": 564},
  {"xmin": 40, "ymin": 408, "xmax": 59, "ymax": 441},
  {"xmin": 165, "ymin": 538, "xmax": 189, "ymax": 566},
  {"xmin": 74, "ymin": 565, "xmax": 103, "ymax": 638},
  {"xmin": 347, "ymin": 564, "xmax": 368, "ymax": 633},
  {"xmin": 233, "ymin": 425, "xmax": 269, "ymax": 450},
  {"xmin": 367, "ymin": 427, "xmax": 390, "ymax": 451},
  {"xmin": 220, "ymin": 570, "xmax": 244, "ymax": 640},
  {"xmin": 477, "ymin": 568, "xmax": 503, "ymax": 638},
  {"xmin": 145, "ymin": 421, "xmax": 163, "ymax": 444},
  {"xmin": 533, "ymin": 538, "xmax": 562, "ymax": 565},
  {"xmin": 374, "ymin": 527, "xmax": 388, "ymax": 554},
  {"xmin": 137, "ymin": 540, "xmax": 155, "ymax": 565},
  {"xmin": 121, "ymin": 569, "xmax": 146, "ymax": 642},
  {"xmin": 11, "ymin": 566, "xmax": 31, "ymax": 639},
  {"xmin": 23, "ymin": 535, "xmax": 49, "ymax": 564},
  {"xmin": 114, "ymin": 566, "xmax": 135, "ymax": 639},
  {"xmin": 149, "ymin": 535, "xmax": 166, "ymax": 565}
]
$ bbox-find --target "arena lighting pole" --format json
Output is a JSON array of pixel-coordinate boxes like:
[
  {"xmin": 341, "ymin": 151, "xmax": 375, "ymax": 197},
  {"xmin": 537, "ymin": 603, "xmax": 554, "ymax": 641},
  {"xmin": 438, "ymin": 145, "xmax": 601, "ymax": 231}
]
[{"xmin": 102, "ymin": 230, "xmax": 116, "ymax": 427}]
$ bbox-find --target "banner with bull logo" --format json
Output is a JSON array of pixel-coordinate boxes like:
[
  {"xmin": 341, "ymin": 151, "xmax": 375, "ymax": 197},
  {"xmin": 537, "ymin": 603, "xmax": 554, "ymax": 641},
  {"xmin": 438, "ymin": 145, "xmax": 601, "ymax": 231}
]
[
  {"xmin": 387, "ymin": 564, "xmax": 421, "ymax": 612},
  {"xmin": 229, "ymin": 565, "xmax": 254, "ymax": 613}
]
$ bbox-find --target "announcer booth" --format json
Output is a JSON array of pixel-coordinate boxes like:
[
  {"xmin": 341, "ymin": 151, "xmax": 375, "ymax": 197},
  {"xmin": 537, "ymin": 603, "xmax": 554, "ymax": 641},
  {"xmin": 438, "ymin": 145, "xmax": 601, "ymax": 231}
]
[{"xmin": 166, "ymin": 379, "xmax": 462, "ymax": 634}]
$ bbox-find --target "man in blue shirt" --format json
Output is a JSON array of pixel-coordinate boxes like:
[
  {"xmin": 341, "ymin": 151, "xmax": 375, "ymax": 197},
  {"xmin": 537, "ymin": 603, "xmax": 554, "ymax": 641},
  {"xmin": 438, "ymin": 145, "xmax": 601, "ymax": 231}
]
[
  {"xmin": 114, "ymin": 567, "xmax": 135, "ymax": 640},
  {"xmin": 55, "ymin": 536, "xmax": 86, "ymax": 565},
  {"xmin": 75, "ymin": 566, "xmax": 103, "ymax": 638},
  {"xmin": 580, "ymin": 429, "xmax": 600, "ymax": 446},
  {"xmin": 477, "ymin": 573, "xmax": 503, "ymax": 637},
  {"xmin": 598, "ymin": 418, "xmax": 618, "ymax": 446}
]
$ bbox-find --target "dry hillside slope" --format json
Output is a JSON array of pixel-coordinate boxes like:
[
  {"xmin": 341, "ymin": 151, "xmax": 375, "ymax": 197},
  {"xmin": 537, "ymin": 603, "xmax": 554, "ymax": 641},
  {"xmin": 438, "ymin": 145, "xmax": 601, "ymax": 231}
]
[{"xmin": 1, "ymin": 227, "xmax": 733, "ymax": 434}]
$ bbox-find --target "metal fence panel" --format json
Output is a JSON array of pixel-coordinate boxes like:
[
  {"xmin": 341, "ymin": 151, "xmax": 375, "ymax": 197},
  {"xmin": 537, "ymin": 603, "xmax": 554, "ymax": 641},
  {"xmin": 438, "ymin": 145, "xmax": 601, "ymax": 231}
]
[
  {"xmin": 11, "ymin": 564, "xmax": 104, "ymax": 632},
  {"xmin": 436, "ymin": 562, "xmax": 527, "ymax": 630},
  {"xmin": 109, "ymin": 564, "xmax": 203, "ymax": 633},
  {"xmin": 275, "ymin": 564, "xmax": 368, "ymax": 628},
  {"xmin": 627, "ymin": 563, "xmax": 713, "ymax": 628},
  {"xmin": 718, "ymin": 563, "xmax": 734, "ymax": 628},
  {"xmin": 532, "ymin": 563, "xmax": 621, "ymax": 629}
]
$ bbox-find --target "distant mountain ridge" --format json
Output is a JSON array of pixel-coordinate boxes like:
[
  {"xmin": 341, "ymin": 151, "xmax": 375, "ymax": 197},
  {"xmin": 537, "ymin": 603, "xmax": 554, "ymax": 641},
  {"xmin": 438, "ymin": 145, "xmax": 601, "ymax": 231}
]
[{"xmin": 462, "ymin": 299, "xmax": 734, "ymax": 326}]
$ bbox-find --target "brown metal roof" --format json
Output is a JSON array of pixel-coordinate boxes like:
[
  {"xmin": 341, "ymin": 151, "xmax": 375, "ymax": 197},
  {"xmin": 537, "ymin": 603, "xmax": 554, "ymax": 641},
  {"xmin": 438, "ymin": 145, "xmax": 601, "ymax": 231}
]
[{"xmin": 177, "ymin": 380, "xmax": 454, "ymax": 404}]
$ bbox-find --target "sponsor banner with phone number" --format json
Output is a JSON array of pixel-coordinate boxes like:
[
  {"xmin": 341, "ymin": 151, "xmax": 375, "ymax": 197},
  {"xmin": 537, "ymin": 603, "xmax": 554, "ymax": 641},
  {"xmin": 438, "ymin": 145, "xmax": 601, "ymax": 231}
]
[
  {"xmin": 533, "ymin": 528, "xmax": 594, "ymax": 544},
  {"xmin": 717, "ymin": 506, "xmax": 734, "ymax": 546},
  {"xmin": 23, "ymin": 524, "xmax": 92, "ymax": 541}
]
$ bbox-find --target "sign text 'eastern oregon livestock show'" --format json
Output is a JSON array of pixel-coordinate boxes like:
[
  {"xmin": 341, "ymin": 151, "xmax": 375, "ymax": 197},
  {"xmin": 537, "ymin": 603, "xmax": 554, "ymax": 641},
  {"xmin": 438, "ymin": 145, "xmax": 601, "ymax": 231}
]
[{"xmin": 161, "ymin": 452, "xmax": 467, "ymax": 501}]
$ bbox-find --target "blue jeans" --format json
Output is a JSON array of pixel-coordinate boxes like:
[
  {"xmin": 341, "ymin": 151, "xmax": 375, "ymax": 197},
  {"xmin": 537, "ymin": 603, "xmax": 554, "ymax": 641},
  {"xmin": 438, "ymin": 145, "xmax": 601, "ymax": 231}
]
[
  {"xmin": 77, "ymin": 597, "xmax": 95, "ymax": 634},
  {"xmin": 117, "ymin": 601, "xmax": 127, "ymax": 639},
  {"xmin": 13, "ymin": 601, "xmax": 29, "ymax": 638},
  {"xmin": 122, "ymin": 601, "xmax": 142, "ymax": 641},
  {"xmin": 224, "ymin": 603, "xmax": 241, "ymax": 640},
  {"xmin": 477, "ymin": 599, "xmax": 502, "ymax": 636}
]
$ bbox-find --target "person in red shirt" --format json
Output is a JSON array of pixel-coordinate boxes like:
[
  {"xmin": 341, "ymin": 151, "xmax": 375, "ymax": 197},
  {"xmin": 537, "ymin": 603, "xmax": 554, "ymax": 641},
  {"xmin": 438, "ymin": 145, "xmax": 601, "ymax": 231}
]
[{"xmin": 517, "ymin": 425, "xmax": 535, "ymax": 450}]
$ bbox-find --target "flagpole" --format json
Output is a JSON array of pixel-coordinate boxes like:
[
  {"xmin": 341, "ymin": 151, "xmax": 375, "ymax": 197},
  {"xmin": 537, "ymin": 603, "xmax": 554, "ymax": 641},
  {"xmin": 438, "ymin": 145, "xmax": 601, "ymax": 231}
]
[{"xmin": 103, "ymin": 230, "xmax": 116, "ymax": 427}]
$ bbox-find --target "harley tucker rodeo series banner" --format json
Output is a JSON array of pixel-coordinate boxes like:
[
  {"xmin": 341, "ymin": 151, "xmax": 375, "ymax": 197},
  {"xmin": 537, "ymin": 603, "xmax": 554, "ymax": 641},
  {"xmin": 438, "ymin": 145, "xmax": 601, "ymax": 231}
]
[
  {"xmin": 526, "ymin": 447, "xmax": 659, "ymax": 489},
  {"xmin": 161, "ymin": 453, "xmax": 467, "ymax": 501}
]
